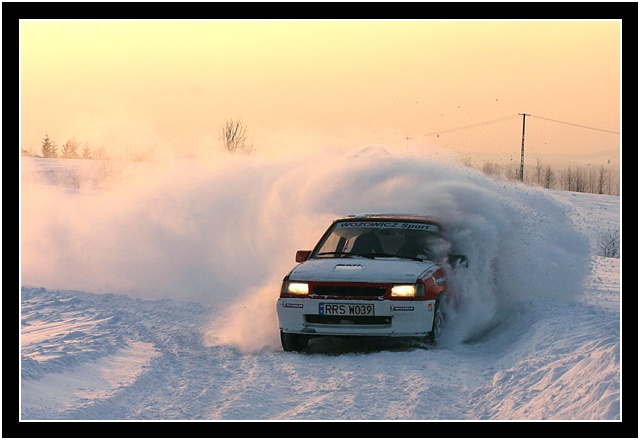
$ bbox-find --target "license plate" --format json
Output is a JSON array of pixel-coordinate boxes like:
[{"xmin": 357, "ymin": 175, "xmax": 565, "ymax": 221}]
[{"xmin": 319, "ymin": 303, "xmax": 375, "ymax": 316}]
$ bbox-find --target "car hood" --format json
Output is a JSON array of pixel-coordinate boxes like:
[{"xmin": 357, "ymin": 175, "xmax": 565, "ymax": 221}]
[{"xmin": 288, "ymin": 257, "xmax": 438, "ymax": 284}]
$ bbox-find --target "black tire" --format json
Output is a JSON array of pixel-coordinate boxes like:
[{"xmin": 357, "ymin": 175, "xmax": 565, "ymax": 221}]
[
  {"xmin": 280, "ymin": 330, "xmax": 309, "ymax": 352},
  {"xmin": 426, "ymin": 298, "xmax": 444, "ymax": 343}
]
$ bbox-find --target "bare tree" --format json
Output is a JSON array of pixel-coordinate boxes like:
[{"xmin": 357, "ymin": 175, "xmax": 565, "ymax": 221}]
[
  {"xmin": 220, "ymin": 118, "xmax": 254, "ymax": 154},
  {"xmin": 542, "ymin": 164, "xmax": 555, "ymax": 189},
  {"xmin": 605, "ymin": 166, "xmax": 620, "ymax": 196},
  {"xmin": 561, "ymin": 166, "xmax": 572, "ymax": 191},
  {"xmin": 597, "ymin": 226, "xmax": 620, "ymax": 258},
  {"xmin": 93, "ymin": 147, "xmax": 109, "ymax": 160},
  {"xmin": 481, "ymin": 160, "xmax": 499, "ymax": 177},
  {"xmin": 574, "ymin": 166, "xmax": 587, "ymax": 193},
  {"xmin": 597, "ymin": 165, "xmax": 606, "ymax": 195},
  {"xmin": 534, "ymin": 159, "xmax": 544, "ymax": 187},
  {"xmin": 586, "ymin": 166, "xmax": 597, "ymax": 194},
  {"xmin": 505, "ymin": 165, "xmax": 520, "ymax": 182}
]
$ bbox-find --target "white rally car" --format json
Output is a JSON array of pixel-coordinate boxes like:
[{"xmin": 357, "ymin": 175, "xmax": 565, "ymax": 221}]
[{"xmin": 276, "ymin": 214, "xmax": 467, "ymax": 352}]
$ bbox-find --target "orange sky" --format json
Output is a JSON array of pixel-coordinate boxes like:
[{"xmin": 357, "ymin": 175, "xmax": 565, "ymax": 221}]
[{"xmin": 20, "ymin": 19, "xmax": 621, "ymax": 166}]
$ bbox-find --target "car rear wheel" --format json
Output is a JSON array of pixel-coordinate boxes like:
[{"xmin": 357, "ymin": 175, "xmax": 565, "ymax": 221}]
[{"xmin": 280, "ymin": 330, "xmax": 309, "ymax": 352}]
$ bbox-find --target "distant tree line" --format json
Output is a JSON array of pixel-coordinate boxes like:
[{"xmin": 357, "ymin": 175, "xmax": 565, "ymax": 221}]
[
  {"xmin": 22, "ymin": 119, "xmax": 256, "ymax": 161},
  {"xmin": 22, "ymin": 129, "xmax": 618, "ymax": 196},
  {"xmin": 21, "ymin": 134, "xmax": 109, "ymax": 160},
  {"xmin": 473, "ymin": 157, "xmax": 620, "ymax": 196}
]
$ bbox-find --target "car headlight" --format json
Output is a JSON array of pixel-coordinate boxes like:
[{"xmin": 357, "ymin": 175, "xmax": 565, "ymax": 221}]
[
  {"xmin": 282, "ymin": 281, "xmax": 309, "ymax": 295},
  {"xmin": 390, "ymin": 284, "xmax": 424, "ymax": 298}
]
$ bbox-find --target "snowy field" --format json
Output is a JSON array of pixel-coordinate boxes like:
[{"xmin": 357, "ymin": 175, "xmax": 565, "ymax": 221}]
[{"xmin": 18, "ymin": 148, "xmax": 623, "ymax": 430}]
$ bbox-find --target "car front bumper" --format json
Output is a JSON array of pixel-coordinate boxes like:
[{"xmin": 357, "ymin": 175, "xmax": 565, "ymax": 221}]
[{"xmin": 276, "ymin": 297, "xmax": 436, "ymax": 337}]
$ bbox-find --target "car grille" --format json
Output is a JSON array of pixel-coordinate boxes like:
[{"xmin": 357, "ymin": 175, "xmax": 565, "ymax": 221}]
[
  {"xmin": 313, "ymin": 285, "xmax": 386, "ymax": 297},
  {"xmin": 305, "ymin": 315, "xmax": 391, "ymax": 325}
]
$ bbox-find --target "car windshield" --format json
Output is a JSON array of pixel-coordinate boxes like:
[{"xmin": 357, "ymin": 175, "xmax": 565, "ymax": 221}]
[{"xmin": 313, "ymin": 220, "xmax": 450, "ymax": 262}]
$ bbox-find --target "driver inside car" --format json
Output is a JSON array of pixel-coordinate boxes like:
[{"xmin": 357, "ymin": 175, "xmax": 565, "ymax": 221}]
[{"xmin": 398, "ymin": 233, "xmax": 447, "ymax": 262}]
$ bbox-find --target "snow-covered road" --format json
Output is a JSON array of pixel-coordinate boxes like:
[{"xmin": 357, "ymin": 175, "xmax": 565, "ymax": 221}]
[{"xmin": 21, "ymin": 254, "xmax": 619, "ymax": 421}]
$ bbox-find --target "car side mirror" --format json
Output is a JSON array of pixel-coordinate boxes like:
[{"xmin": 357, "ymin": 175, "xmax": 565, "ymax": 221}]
[
  {"xmin": 448, "ymin": 254, "xmax": 468, "ymax": 268},
  {"xmin": 296, "ymin": 250, "xmax": 312, "ymax": 262}
]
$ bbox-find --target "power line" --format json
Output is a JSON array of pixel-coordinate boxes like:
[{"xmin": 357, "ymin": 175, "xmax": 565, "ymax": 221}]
[
  {"xmin": 424, "ymin": 114, "xmax": 519, "ymax": 136},
  {"xmin": 529, "ymin": 115, "xmax": 620, "ymax": 134},
  {"xmin": 424, "ymin": 113, "xmax": 619, "ymax": 136}
]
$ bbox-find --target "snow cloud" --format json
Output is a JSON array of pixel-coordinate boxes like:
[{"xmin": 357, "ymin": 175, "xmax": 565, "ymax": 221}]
[{"xmin": 21, "ymin": 144, "xmax": 590, "ymax": 351}]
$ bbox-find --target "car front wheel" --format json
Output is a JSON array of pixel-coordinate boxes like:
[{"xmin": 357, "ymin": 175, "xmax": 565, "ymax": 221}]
[
  {"xmin": 280, "ymin": 330, "xmax": 309, "ymax": 352},
  {"xmin": 426, "ymin": 299, "xmax": 444, "ymax": 343}
]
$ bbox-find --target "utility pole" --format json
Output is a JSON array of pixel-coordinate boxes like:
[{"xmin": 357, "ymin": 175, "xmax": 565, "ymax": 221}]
[{"xmin": 519, "ymin": 113, "xmax": 530, "ymax": 182}]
